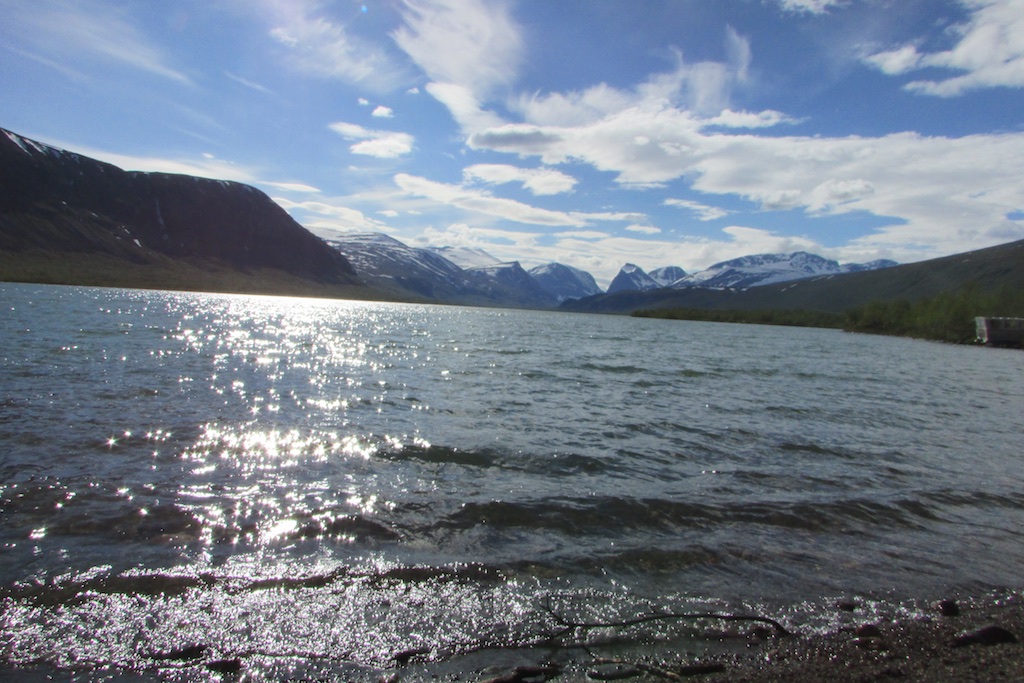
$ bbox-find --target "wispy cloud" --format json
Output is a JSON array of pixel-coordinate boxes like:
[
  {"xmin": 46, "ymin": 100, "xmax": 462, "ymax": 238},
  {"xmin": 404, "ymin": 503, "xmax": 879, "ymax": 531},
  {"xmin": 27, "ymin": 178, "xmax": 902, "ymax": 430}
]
[
  {"xmin": 224, "ymin": 71, "xmax": 274, "ymax": 95},
  {"xmin": 274, "ymin": 197, "xmax": 392, "ymax": 236},
  {"xmin": 864, "ymin": 0, "xmax": 1024, "ymax": 96},
  {"xmin": 463, "ymin": 164, "xmax": 577, "ymax": 195},
  {"xmin": 329, "ymin": 122, "xmax": 415, "ymax": 158},
  {"xmin": 664, "ymin": 198, "xmax": 731, "ymax": 221},
  {"xmin": 470, "ymin": 101, "xmax": 1024, "ymax": 258},
  {"xmin": 0, "ymin": 0, "xmax": 191, "ymax": 85},
  {"xmin": 258, "ymin": 0, "xmax": 409, "ymax": 92},
  {"xmin": 394, "ymin": 173, "xmax": 641, "ymax": 227},
  {"xmin": 393, "ymin": 0, "xmax": 523, "ymax": 95},
  {"xmin": 775, "ymin": 0, "xmax": 847, "ymax": 13}
]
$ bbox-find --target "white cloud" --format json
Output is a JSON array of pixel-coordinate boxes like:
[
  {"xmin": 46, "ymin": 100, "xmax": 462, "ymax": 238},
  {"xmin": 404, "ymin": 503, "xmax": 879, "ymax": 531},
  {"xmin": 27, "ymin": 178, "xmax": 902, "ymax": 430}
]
[
  {"xmin": 704, "ymin": 109, "xmax": 799, "ymax": 128},
  {"xmin": 258, "ymin": 0, "xmax": 408, "ymax": 91},
  {"xmin": 394, "ymin": 173, "xmax": 588, "ymax": 226},
  {"xmin": 34, "ymin": 140, "xmax": 258, "ymax": 184},
  {"xmin": 329, "ymin": 122, "xmax": 415, "ymax": 158},
  {"xmin": 664, "ymin": 198, "xmax": 731, "ymax": 221},
  {"xmin": 0, "ymin": 0, "xmax": 191, "ymax": 85},
  {"xmin": 424, "ymin": 82, "xmax": 506, "ymax": 135},
  {"xmin": 469, "ymin": 97, "xmax": 1024, "ymax": 259},
  {"xmin": 626, "ymin": 224, "xmax": 662, "ymax": 234},
  {"xmin": 274, "ymin": 196, "xmax": 391, "ymax": 236},
  {"xmin": 463, "ymin": 164, "xmax": 577, "ymax": 195},
  {"xmin": 862, "ymin": 45, "xmax": 922, "ymax": 75},
  {"xmin": 393, "ymin": 0, "xmax": 523, "ymax": 95},
  {"xmin": 261, "ymin": 181, "xmax": 321, "ymax": 193},
  {"xmin": 224, "ymin": 71, "xmax": 274, "ymax": 94},
  {"xmin": 775, "ymin": 0, "xmax": 846, "ymax": 13},
  {"xmin": 394, "ymin": 173, "xmax": 643, "ymax": 227},
  {"xmin": 864, "ymin": 0, "xmax": 1024, "ymax": 96},
  {"xmin": 511, "ymin": 31, "xmax": 756, "ymax": 128},
  {"xmin": 372, "ymin": 105, "xmax": 394, "ymax": 118}
]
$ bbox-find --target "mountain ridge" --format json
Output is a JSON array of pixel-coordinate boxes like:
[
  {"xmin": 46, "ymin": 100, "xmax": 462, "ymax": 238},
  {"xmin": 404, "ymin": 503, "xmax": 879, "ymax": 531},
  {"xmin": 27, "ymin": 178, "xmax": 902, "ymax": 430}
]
[
  {"xmin": 0, "ymin": 127, "xmax": 364, "ymax": 296},
  {"xmin": 562, "ymin": 239, "xmax": 1024, "ymax": 315}
]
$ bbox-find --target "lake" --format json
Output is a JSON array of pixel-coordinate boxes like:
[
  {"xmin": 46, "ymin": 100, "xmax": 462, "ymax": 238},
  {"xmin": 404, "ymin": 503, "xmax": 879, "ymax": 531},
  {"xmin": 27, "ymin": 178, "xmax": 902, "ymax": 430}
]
[{"xmin": 2, "ymin": 283, "xmax": 1023, "ymax": 680}]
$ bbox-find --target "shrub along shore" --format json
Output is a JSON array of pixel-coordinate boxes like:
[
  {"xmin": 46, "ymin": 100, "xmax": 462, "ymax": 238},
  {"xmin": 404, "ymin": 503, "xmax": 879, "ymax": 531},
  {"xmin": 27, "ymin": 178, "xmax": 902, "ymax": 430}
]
[{"xmin": 634, "ymin": 283, "xmax": 1024, "ymax": 345}]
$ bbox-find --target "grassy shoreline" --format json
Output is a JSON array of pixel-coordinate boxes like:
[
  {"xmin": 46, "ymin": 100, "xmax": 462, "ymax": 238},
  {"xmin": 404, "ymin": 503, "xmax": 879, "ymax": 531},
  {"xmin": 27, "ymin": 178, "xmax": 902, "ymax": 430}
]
[{"xmin": 634, "ymin": 283, "xmax": 1024, "ymax": 346}]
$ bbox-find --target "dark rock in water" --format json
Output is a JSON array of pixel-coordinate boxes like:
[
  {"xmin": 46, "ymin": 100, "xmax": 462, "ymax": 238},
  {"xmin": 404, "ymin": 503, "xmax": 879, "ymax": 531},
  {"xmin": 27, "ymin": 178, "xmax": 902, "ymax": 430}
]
[
  {"xmin": 393, "ymin": 646, "xmax": 430, "ymax": 665},
  {"xmin": 855, "ymin": 623, "xmax": 883, "ymax": 638},
  {"xmin": 837, "ymin": 600, "xmax": 859, "ymax": 612},
  {"xmin": 147, "ymin": 643, "xmax": 208, "ymax": 661},
  {"xmin": 480, "ymin": 664, "xmax": 562, "ymax": 683},
  {"xmin": 952, "ymin": 624, "xmax": 1018, "ymax": 648},
  {"xmin": 206, "ymin": 658, "xmax": 242, "ymax": 674},
  {"xmin": 937, "ymin": 599, "xmax": 961, "ymax": 617}
]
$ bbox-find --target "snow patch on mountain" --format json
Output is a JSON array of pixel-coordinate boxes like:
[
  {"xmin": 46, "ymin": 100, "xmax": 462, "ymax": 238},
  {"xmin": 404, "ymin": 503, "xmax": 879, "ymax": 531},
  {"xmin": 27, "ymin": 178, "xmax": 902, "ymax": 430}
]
[
  {"xmin": 648, "ymin": 266, "xmax": 687, "ymax": 287},
  {"xmin": 673, "ymin": 251, "xmax": 896, "ymax": 290},
  {"xmin": 607, "ymin": 263, "xmax": 661, "ymax": 294},
  {"xmin": 528, "ymin": 262, "xmax": 603, "ymax": 302},
  {"xmin": 428, "ymin": 245, "xmax": 502, "ymax": 269}
]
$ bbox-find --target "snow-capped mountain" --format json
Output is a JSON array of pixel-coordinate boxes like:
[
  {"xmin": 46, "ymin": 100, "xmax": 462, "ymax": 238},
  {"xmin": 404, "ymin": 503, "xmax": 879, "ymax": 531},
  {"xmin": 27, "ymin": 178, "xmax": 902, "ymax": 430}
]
[
  {"xmin": 528, "ymin": 263, "xmax": 603, "ymax": 303},
  {"xmin": 428, "ymin": 245, "xmax": 502, "ymax": 269},
  {"xmin": 842, "ymin": 259, "xmax": 900, "ymax": 273},
  {"xmin": 325, "ymin": 233, "xmax": 472, "ymax": 300},
  {"xmin": 466, "ymin": 261, "xmax": 558, "ymax": 307},
  {"xmin": 673, "ymin": 251, "xmax": 895, "ymax": 290},
  {"xmin": 329, "ymin": 234, "xmax": 559, "ymax": 307},
  {"xmin": 606, "ymin": 264, "xmax": 660, "ymax": 294},
  {"xmin": 648, "ymin": 266, "xmax": 687, "ymax": 287}
]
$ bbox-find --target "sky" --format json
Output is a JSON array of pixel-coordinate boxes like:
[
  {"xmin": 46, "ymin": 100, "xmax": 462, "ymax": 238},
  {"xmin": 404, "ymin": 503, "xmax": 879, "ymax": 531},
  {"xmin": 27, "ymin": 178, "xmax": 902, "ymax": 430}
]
[{"xmin": 2, "ymin": 0, "xmax": 1024, "ymax": 287}]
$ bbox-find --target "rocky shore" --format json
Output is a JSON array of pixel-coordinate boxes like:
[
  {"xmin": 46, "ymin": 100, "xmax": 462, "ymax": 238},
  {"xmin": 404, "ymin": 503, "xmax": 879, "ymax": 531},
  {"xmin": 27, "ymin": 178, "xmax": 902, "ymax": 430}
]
[
  {"xmin": 571, "ymin": 593, "xmax": 1024, "ymax": 683},
  {"xmin": 466, "ymin": 593, "xmax": 1024, "ymax": 683},
  {"xmin": 713, "ymin": 595, "xmax": 1023, "ymax": 683}
]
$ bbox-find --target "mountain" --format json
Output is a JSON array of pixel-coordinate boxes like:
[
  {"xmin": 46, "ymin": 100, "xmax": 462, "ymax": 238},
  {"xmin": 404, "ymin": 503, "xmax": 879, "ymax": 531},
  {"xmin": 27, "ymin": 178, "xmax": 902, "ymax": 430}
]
[
  {"xmin": 648, "ymin": 266, "xmax": 687, "ymax": 287},
  {"xmin": 674, "ymin": 251, "xmax": 895, "ymax": 290},
  {"xmin": 528, "ymin": 262, "xmax": 603, "ymax": 303},
  {"xmin": 606, "ymin": 263, "xmax": 660, "ymax": 294},
  {"xmin": 325, "ymin": 233, "xmax": 475, "ymax": 301},
  {"xmin": 328, "ymin": 233, "xmax": 559, "ymax": 308},
  {"xmin": 562, "ymin": 239, "xmax": 1024, "ymax": 315},
  {"xmin": 0, "ymin": 127, "xmax": 362, "ymax": 296},
  {"xmin": 428, "ymin": 245, "xmax": 502, "ymax": 269},
  {"xmin": 466, "ymin": 261, "xmax": 558, "ymax": 308}
]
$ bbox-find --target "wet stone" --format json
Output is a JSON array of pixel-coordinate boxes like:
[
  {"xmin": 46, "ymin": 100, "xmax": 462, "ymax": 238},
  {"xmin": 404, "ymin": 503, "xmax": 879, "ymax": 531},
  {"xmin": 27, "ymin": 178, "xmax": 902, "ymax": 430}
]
[{"xmin": 952, "ymin": 624, "xmax": 1018, "ymax": 648}]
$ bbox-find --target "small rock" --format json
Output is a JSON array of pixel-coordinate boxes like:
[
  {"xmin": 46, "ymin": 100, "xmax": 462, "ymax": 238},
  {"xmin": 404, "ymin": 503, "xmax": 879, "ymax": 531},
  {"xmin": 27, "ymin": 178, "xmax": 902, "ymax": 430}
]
[
  {"xmin": 936, "ymin": 599, "xmax": 960, "ymax": 617},
  {"xmin": 394, "ymin": 646, "xmax": 431, "ymax": 665},
  {"xmin": 853, "ymin": 637, "xmax": 887, "ymax": 651},
  {"xmin": 952, "ymin": 624, "xmax": 1018, "ymax": 648},
  {"xmin": 206, "ymin": 658, "xmax": 242, "ymax": 675},
  {"xmin": 856, "ymin": 624, "xmax": 883, "ymax": 638},
  {"xmin": 148, "ymin": 644, "xmax": 208, "ymax": 661},
  {"xmin": 837, "ymin": 600, "xmax": 859, "ymax": 612}
]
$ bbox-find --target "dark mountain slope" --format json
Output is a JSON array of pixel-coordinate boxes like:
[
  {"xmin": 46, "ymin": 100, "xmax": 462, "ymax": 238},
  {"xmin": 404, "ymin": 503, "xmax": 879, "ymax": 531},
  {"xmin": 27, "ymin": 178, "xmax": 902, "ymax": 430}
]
[
  {"xmin": 563, "ymin": 238, "xmax": 1024, "ymax": 314},
  {"xmin": 0, "ymin": 128, "xmax": 361, "ymax": 293}
]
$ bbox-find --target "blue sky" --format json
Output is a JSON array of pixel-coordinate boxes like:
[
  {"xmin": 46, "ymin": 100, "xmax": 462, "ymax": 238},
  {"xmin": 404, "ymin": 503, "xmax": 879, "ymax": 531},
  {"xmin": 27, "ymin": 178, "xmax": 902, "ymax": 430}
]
[{"xmin": 2, "ymin": 0, "xmax": 1024, "ymax": 286}]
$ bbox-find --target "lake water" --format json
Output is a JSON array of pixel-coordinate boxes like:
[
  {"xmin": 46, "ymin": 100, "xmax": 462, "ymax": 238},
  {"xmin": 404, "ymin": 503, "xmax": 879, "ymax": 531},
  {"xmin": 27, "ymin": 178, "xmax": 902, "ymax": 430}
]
[{"xmin": 2, "ymin": 283, "xmax": 1023, "ymax": 680}]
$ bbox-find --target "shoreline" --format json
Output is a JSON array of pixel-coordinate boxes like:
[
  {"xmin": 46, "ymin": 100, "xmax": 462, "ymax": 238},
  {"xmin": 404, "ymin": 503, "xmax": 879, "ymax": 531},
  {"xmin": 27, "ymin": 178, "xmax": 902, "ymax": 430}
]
[{"xmin": 590, "ymin": 593, "xmax": 1024, "ymax": 683}]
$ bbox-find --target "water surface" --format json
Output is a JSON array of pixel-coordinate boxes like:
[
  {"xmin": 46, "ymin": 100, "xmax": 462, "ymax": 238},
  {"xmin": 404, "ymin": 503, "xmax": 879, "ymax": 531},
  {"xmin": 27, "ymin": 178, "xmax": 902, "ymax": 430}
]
[{"xmin": 2, "ymin": 283, "xmax": 1023, "ymax": 680}]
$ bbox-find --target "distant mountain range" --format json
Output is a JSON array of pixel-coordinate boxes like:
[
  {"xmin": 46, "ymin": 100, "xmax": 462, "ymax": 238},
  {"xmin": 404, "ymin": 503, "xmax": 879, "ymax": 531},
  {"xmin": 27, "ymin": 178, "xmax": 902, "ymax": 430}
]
[
  {"xmin": 564, "ymin": 239, "xmax": 1024, "ymax": 315},
  {"xmin": 327, "ymin": 235, "xmax": 898, "ymax": 307},
  {"xmin": 325, "ymin": 233, "xmax": 600, "ymax": 307},
  {"xmin": 2, "ymin": 125, "xmax": 1020, "ymax": 316}
]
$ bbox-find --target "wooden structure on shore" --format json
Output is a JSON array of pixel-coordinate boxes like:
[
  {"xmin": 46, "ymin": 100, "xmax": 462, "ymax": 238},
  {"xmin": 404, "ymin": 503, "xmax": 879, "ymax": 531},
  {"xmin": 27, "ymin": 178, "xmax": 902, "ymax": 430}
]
[{"xmin": 975, "ymin": 317, "xmax": 1024, "ymax": 347}]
